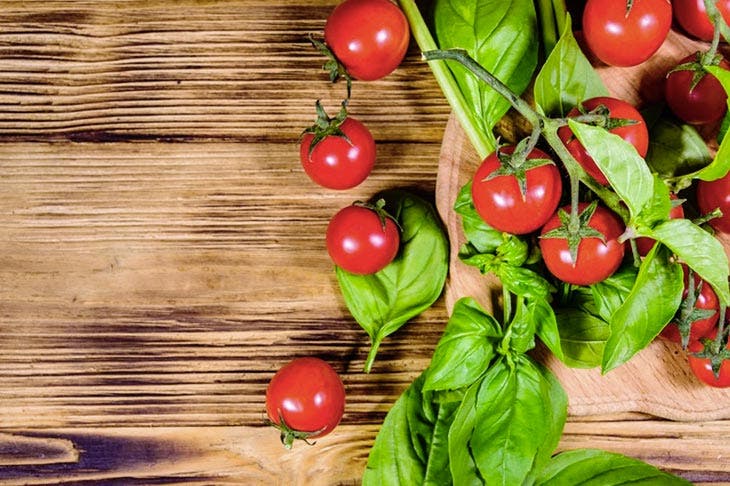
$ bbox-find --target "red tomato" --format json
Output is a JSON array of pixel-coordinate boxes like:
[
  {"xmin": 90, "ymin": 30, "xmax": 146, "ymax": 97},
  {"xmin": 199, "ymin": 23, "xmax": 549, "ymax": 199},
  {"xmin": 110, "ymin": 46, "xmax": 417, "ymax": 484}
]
[
  {"xmin": 539, "ymin": 203, "xmax": 626, "ymax": 286},
  {"xmin": 697, "ymin": 171, "xmax": 730, "ymax": 233},
  {"xmin": 659, "ymin": 265, "xmax": 719, "ymax": 345},
  {"xmin": 688, "ymin": 335, "xmax": 730, "ymax": 388},
  {"xmin": 300, "ymin": 116, "xmax": 376, "ymax": 190},
  {"xmin": 471, "ymin": 146, "xmax": 563, "ymax": 235},
  {"xmin": 582, "ymin": 0, "xmax": 672, "ymax": 67},
  {"xmin": 558, "ymin": 97, "xmax": 649, "ymax": 185},
  {"xmin": 324, "ymin": 0, "xmax": 410, "ymax": 81},
  {"xmin": 326, "ymin": 203, "xmax": 400, "ymax": 275},
  {"xmin": 266, "ymin": 357, "xmax": 346, "ymax": 447},
  {"xmin": 673, "ymin": 0, "xmax": 730, "ymax": 41},
  {"xmin": 665, "ymin": 55, "xmax": 730, "ymax": 125},
  {"xmin": 635, "ymin": 194, "xmax": 685, "ymax": 256}
]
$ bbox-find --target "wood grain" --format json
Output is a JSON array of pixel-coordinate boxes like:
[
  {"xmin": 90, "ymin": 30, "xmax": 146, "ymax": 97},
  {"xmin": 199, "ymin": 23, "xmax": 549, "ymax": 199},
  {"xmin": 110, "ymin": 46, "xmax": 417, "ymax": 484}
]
[{"xmin": 0, "ymin": 0, "xmax": 728, "ymax": 483}]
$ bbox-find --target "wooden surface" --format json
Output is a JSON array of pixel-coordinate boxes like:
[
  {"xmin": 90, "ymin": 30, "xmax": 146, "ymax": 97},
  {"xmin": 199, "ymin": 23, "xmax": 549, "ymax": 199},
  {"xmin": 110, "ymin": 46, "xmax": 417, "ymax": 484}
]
[{"xmin": 0, "ymin": 1, "xmax": 728, "ymax": 484}]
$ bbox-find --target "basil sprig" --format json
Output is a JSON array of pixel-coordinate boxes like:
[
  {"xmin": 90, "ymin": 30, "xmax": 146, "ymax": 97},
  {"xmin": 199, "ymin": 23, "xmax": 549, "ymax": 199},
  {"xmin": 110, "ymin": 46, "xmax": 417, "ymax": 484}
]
[{"xmin": 335, "ymin": 190, "xmax": 449, "ymax": 373}]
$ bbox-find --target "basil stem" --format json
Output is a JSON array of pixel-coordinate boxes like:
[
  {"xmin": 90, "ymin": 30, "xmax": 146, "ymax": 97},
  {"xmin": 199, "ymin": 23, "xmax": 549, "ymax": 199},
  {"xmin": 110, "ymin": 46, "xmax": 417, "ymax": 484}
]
[{"xmin": 397, "ymin": 0, "xmax": 494, "ymax": 159}]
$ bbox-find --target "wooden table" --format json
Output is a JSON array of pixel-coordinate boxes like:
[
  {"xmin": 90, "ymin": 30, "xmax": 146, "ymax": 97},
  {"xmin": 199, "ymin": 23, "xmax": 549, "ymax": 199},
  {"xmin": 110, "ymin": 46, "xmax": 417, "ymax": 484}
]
[{"xmin": 0, "ymin": 1, "xmax": 728, "ymax": 484}]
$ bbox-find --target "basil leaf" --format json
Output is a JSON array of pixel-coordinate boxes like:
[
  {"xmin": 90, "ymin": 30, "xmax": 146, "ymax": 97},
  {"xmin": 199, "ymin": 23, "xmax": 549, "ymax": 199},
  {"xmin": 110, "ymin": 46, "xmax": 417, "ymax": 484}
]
[
  {"xmin": 567, "ymin": 119, "xmax": 653, "ymax": 217},
  {"xmin": 651, "ymin": 218, "xmax": 730, "ymax": 306},
  {"xmin": 633, "ymin": 174, "xmax": 673, "ymax": 231},
  {"xmin": 336, "ymin": 190, "xmax": 449, "ymax": 372},
  {"xmin": 589, "ymin": 264, "xmax": 638, "ymax": 323},
  {"xmin": 719, "ymin": 104, "xmax": 730, "ymax": 144},
  {"xmin": 645, "ymin": 112, "xmax": 713, "ymax": 184},
  {"xmin": 533, "ymin": 13, "xmax": 608, "ymax": 116},
  {"xmin": 694, "ymin": 132, "xmax": 730, "ymax": 182},
  {"xmin": 554, "ymin": 307, "xmax": 609, "ymax": 368},
  {"xmin": 471, "ymin": 356, "xmax": 567, "ymax": 485},
  {"xmin": 434, "ymin": 0, "xmax": 538, "ymax": 140},
  {"xmin": 535, "ymin": 448, "xmax": 692, "ymax": 485},
  {"xmin": 499, "ymin": 265, "xmax": 554, "ymax": 299},
  {"xmin": 363, "ymin": 373, "xmax": 459, "ymax": 486},
  {"xmin": 454, "ymin": 182, "xmax": 504, "ymax": 254},
  {"xmin": 448, "ymin": 379, "xmax": 484, "ymax": 486},
  {"xmin": 509, "ymin": 298, "xmax": 537, "ymax": 355},
  {"xmin": 424, "ymin": 297, "xmax": 502, "ymax": 392},
  {"xmin": 531, "ymin": 297, "xmax": 564, "ymax": 361},
  {"xmin": 602, "ymin": 245, "xmax": 684, "ymax": 373}
]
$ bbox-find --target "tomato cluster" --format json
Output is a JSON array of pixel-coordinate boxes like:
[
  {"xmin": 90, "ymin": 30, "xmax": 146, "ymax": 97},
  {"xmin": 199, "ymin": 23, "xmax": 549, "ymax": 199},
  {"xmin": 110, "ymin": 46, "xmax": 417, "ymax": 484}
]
[
  {"xmin": 268, "ymin": 0, "xmax": 411, "ymax": 448},
  {"xmin": 466, "ymin": 0, "xmax": 730, "ymax": 387}
]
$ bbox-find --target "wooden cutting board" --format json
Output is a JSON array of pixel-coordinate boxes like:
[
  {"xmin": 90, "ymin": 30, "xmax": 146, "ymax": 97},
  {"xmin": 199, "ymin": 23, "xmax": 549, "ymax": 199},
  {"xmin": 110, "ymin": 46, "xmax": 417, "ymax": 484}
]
[{"xmin": 435, "ymin": 30, "xmax": 730, "ymax": 421}]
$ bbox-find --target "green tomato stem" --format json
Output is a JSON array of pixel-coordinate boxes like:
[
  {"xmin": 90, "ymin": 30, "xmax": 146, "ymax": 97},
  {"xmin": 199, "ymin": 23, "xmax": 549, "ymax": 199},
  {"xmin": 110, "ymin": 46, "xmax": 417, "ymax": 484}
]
[
  {"xmin": 704, "ymin": 0, "xmax": 730, "ymax": 45},
  {"xmin": 398, "ymin": 0, "xmax": 494, "ymax": 159},
  {"xmin": 422, "ymin": 49, "xmax": 542, "ymax": 128}
]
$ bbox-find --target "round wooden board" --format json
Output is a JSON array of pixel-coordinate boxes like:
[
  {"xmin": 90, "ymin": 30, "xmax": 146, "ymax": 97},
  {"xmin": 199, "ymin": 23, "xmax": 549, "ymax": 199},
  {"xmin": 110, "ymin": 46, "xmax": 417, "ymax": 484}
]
[{"xmin": 435, "ymin": 30, "xmax": 730, "ymax": 421}]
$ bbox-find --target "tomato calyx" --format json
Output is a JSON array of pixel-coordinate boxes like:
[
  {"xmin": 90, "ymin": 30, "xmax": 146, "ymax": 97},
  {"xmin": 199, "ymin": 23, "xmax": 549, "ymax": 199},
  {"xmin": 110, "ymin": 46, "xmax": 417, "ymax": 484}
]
[
  {"xmin": 266, "ymin": 411, "xmax": 327, "ymax": 450},
  {"xmin": 353, "ymin": 198, "xmax": 401, "ymax": 232},
  {"xmin": 673, "ymin": 269, "xmax": 718, "ymax": 349},
  {"xmin": 576, "ymin": 103, "xmax": 639, "ymax": 132},
  {"xmin": 301, "ymin": 100, "xmax": 352, "ymax": 157},
  {"xmin": 484, "ymin": 137, "xmax": 554, "ymax": 200},
  {"xmin": 540, "ymin": 201, "xmax": 606, "ymax": 264},
  {"xmin": 309, "ymin": 35, "xmax": 352, "ymax": 99},
  {"xmin": 625, "ymin": 0, "xmax": 634, "ymax": 16},
  {"xmin": 667, "ymin": 51, "xmax": 724, "ymax": 92}
]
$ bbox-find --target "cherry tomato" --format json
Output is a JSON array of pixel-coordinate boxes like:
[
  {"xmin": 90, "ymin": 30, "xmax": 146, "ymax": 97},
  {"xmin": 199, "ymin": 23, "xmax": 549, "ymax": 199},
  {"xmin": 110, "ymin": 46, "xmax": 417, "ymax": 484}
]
[
  {"xmin": 582, "ymin": 0, "xmax": 672, "ymax": 67},
  {"xmin": 324, "ymin": 0, "xmax": 410, "ymax": 81},
  {"xmin": 558, "ymin": 97, "xmax": 649, "ymax": 185},
  {"xmin": 659, "ymin": 265, "xmax": 719, "ymax": 345},
  {"xmin": 471, "ymin": 146, "xmax": 563, "ymax": 235},
  {"xmin": 697, "ymin": 171, "xmax": 730, "ymax": 233},
  {"xmin": 635, "ymin": 194, "xmax": 684, "ymax": 256},
  {"xmin": 665, "ymin": 55, "xmax": 730, "ymax": 125},
  {"xmin": 300, "ymin": 116, "xmax": 376, "ymax": 190},
  {"xmin": 539, "ymin": 203, "xmax": 626, "ymax": 286},
  {"xmin": 673, "ymin": 0, "xmax": 730, "ymax": 41},
  {"xmin": 266, "ymin": 357, "xmax": 346, "ymax": 447},
  {"xmin": 326, "ymin": 203, "xmax": 400, "ymax": 275},
  {"xmin": 687, "ymin": 334, "xmax": 730, "ymax": 388}
]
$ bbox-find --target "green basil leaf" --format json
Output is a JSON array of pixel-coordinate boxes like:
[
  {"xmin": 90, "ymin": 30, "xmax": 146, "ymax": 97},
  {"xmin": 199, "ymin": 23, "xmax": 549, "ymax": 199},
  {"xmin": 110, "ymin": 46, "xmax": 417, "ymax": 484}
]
[
  {"xmin": 651, "ymin": 218, "xmax": 730, "ymax": 305},
  {"xmin": 718, "ymin": 103, "xmax": 730, "ymax": 144},
  {"xmin": 535, "ymin": 448, "xmax": 692, "ymax": 485},
  {"xmin": 644, "ymin": 111, "xmax": 713, "ymax": 185},
  {"xmin": 589, "ymin": 264, "xmax": 638, "ymax": 323},
  {"xmin": 454, "ymin": 182, "xmax": 504, "ymax": 254},
  {"xmin": 447, "ymin": 379, "xmax": 484, "ymax": 486},
  {"xmin": 434, "ymin": 0, "xmax": 538, "ymax": 139},
  {"xmin": 602, "ymin": 245, "xmax": 684, "ymax": 373},
  {"xmin": 509, "ymin": 298, "xmax": 537, "ymax": 355},
  {"xmin": 533, "ymin": 13, "xmax": 608, "ymax": 116},
  {"xmin": 336, "ymin": 190, "xmax": 449, "ymax": 372},
  {"xmin": 531, "ymin": 297, "xmax": 564, "ymax": 361},
  {"xmin": 363, "ymin": 373, "xmax": 459, "ymax": 486},
  {"xmin": 499, "ymin": 265, "xmax": 554, "ymax": 299},
  {"xmin": 634, "ymin": 174, "xmax": 673, "ymax": 230},
  {"xmin": 424, "ymin": 297, "xmax": 502, "ymax": 392},
  {"xmin": 471, "ymin": 356, "xmax": 567, "ymax": 485},
  {"xmin": 706, "ymin": 64, "xmax": 730, "ymax": 93},
  {"xmin": 567, "ymin": 119, "xmax": 653, "ymax": 217},
  {"xmin": 554, "ymin": 307, "xmax": 609, "ymax": 368}
]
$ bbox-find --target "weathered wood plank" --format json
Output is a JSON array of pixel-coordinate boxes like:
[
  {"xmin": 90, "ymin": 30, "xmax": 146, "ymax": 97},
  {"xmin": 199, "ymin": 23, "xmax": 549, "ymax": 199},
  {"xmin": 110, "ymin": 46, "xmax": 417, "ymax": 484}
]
[
  {"xmin": 0, "ymin": 141, "xmax": 444, "ymax": 429},
  {"xmin": 0, "ymin": 422, "xmax": 728, "ymax": 484},
  {"xmin": 0, "ymin": 1, "xmax": 449, "ymax": 143}
]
